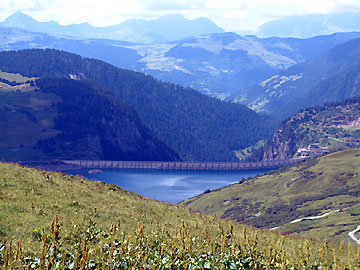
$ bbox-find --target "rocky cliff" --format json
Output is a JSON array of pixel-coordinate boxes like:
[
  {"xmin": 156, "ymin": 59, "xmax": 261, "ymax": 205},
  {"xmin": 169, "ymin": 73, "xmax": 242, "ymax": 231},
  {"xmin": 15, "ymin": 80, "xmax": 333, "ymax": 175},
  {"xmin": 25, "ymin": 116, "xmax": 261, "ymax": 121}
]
[{"xmin": 248, "ymin": 97, "xmax": 360, "ymax": 161}]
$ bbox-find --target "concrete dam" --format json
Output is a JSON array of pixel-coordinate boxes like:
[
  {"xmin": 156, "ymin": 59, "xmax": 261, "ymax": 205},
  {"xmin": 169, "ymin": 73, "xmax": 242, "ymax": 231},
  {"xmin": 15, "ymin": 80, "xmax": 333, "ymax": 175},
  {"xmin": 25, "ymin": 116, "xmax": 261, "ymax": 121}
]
[{"xmin": 61, "ymin": 159, "xmax": 304, "ymax": 171}]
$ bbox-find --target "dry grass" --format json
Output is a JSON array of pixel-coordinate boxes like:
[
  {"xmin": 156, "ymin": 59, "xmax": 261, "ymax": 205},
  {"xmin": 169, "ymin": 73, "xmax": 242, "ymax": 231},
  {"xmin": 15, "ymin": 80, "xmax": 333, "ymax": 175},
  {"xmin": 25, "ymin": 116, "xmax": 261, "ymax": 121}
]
[{"xmin": 1, "ymin": 162, "xmax": 360, "ymax": 269}]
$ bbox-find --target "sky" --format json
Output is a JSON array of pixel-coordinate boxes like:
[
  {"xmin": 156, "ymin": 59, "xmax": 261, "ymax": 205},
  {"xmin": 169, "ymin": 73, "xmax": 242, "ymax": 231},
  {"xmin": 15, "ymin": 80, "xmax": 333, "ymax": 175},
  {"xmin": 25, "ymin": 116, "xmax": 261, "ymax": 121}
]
[{"xmin": 1, "ymin": 0, "xmax": 360, "ymax": 32}]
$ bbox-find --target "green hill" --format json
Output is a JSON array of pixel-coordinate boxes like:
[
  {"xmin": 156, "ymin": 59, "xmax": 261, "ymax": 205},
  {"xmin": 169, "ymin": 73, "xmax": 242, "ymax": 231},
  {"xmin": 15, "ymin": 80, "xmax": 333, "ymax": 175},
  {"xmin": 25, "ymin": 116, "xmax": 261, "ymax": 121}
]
[
  {"xmin": 1, "ymin": 162, "xmax": 358, "ymax": 269},
  {"xmin": 181, "ymin": 149, "xmax": 360, "ymax": 243}
]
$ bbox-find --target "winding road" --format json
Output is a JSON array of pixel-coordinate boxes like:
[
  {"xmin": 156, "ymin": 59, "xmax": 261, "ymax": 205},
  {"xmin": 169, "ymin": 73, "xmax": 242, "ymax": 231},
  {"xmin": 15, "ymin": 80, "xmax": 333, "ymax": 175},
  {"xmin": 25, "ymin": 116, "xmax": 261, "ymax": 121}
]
[
  {"xmin": 348, "ymin": 225, "xmax": 360, "ymax": 245},
  {"xmin": 270, "ymin": 209, "xmax": 340, "ymax": 230},
  {"xmin": 289, "ymin": 209, "xmax": 340, "ymax": 224},
  {"xmin": 270, "ymin": 209, "xmax": 360, "ymax": 245}
]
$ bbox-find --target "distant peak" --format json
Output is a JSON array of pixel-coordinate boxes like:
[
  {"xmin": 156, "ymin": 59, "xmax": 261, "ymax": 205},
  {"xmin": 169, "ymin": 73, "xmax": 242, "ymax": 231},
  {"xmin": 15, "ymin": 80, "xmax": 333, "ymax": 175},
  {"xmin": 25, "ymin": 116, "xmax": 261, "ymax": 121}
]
[
  {"xmin": 12, "ymin": 11, "xmax": 25, "ymax": 15},
  {"xmin": 7, "ymin": 11, "xmax": 32, "ymax": 19},
  {"xmin": 192, "ymin": 16, "xmax": 211, "ymax": 22},
  {"xmin": 4, "ymin": 11, "xmax": 36, "ymax": 23},
  {"xmin": 70, "ymin": 21, "xmax": 91, "ymax": 26}
]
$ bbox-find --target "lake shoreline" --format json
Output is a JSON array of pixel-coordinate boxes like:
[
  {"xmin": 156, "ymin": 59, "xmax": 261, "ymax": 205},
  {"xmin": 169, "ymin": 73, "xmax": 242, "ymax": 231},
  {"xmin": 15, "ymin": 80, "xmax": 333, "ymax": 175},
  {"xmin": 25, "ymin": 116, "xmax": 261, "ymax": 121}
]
[{"xmin": 65, "ymin": 168, "xmax": 271, "ymax": 204}]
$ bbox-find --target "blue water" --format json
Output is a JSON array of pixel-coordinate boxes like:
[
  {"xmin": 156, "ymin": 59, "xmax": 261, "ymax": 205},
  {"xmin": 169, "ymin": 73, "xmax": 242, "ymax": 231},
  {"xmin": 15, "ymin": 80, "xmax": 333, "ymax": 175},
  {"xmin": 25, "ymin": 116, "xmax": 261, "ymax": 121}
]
[{"xmin": 67, "ymin": 169, "xmax": 270, "ymax": 204}]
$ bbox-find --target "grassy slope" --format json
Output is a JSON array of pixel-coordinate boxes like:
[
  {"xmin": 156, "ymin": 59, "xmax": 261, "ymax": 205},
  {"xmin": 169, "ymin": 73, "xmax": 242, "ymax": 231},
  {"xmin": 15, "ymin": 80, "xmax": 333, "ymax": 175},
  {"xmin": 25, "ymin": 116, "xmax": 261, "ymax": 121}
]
[
  {"xmin": 0, "ymin": 70, "xmax": 37, "ymax": 92},
  {"xmin": 0, "ymin": 70, "xmax": 37, "ymax": 83},
  {"xmin": 1, "ymin": 162, "xmax": 358, "ymax": 269},
  {"xmin": 0, "ymin": 90, "xmax": 59, "ymax": 160},
  {"xmin": 0, "ymin": 162, "xmax": 195, "ymax": 248},
  {"xmin": 181, "ymin": 149, "xmax": 360, "ymax": 242}
]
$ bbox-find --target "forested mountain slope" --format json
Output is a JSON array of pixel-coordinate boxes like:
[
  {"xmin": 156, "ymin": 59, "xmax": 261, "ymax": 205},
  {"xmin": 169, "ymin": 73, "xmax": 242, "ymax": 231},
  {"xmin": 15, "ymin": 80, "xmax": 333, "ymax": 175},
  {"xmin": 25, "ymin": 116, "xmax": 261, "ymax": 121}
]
[
  {"xmin": 0, "ymin": 76, "xmax": 179, "ymax": 161},
  {"xmin": 0, "ymin": 49, "xmax": 277, "ymax": 161}
]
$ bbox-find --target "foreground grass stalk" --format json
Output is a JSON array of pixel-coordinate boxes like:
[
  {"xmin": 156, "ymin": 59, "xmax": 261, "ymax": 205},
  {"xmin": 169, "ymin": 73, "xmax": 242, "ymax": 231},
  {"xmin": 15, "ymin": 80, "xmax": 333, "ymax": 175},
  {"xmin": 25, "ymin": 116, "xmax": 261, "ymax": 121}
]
[
  {"xmin": 2, "ymin": 163, "xmax": 360, "ymax": 269},
  {"xmin": 3, "ymin": 215, "xmax": 360, "ymax": 269}
]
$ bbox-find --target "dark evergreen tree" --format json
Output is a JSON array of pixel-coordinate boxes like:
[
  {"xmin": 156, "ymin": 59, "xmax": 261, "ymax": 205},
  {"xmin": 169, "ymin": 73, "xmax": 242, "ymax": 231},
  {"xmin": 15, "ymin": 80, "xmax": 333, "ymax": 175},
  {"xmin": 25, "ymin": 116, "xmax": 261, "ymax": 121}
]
[{"xmin": 0, "ymin": 49, "xmax": 278, "ymax": 161}]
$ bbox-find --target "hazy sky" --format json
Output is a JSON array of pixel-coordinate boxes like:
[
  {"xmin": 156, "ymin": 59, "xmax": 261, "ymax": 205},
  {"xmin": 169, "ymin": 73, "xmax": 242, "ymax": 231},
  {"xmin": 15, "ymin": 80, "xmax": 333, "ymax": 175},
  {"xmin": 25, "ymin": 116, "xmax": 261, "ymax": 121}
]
[{"xmin": 1, "ymin": 0, "xmax": 360, "ymax": 32}]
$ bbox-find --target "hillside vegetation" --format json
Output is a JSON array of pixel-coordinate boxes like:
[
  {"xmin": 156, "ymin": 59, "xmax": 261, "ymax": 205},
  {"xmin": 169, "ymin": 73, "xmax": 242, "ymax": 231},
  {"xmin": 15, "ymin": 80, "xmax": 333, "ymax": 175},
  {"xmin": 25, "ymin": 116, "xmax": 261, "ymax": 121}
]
[
  {"xmin": 0, "ymin": 49, "xmax": 277, "ymax": 161},
  {"xmin": 247, "ymin": 96, "xmax": 360, "ymax": 161},
  {"xmin": 1, "ymin": 162, "xmax": 359, "ymax": 269},
  {"xmin": 182, "ymin": 149, "xmax": 360, "ymax": 243}
]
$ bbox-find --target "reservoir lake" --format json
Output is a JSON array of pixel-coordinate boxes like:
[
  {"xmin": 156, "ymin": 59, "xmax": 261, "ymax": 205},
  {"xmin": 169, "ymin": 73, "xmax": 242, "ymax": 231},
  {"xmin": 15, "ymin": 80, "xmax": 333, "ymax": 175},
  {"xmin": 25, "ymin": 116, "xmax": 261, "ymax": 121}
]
[{"xmin": 68, "ymin": 168, "xmax": 271, "ymax": 203}]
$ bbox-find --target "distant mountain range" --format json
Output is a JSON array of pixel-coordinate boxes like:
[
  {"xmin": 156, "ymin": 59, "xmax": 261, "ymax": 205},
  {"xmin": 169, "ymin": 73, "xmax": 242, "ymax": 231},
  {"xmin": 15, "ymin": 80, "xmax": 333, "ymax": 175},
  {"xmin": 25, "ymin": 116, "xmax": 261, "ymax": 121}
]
[
  {"xmin": 6, "ymin": 11, "xmax": 360, "ymax": 43},
  {"xmin": 256, "ymin": 12, "xmax": 360, "ymax": 38},
  {"xmin": 146, "ymin": 32, "xmax": 360, "ymax": 99},
  {"xmin": 3, "ymin": 12, "xmax": 360, "ymax": 126},
  {"xmin": 235, "ymin": 38, "xmax": 360, "ymax": 118},
  {"xmin": 0, "ymin": 11, "xmax": 224, "ymax": 44},
  {"xmin": 1, "ymin": 27, "xmax": 360, "ymax": 100}
]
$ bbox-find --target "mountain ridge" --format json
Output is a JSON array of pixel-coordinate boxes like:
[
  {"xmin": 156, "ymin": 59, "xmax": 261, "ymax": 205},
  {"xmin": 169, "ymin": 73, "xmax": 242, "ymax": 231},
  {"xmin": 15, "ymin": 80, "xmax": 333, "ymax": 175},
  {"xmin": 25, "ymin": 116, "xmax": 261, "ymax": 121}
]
[
  {"xmin": 256, "ymin": 12, "xmax": 360, "ymax": 38},
  {"xmin": 2, "ymin": 26, "xmax": 360, "ymax": 100},
  {"xmin": 0, "ymin": 11, "xmax": 225, "ymax": 44},
  {"xmin": 236, "ymin": 37, "xmax": 360, "ymax": 118}
]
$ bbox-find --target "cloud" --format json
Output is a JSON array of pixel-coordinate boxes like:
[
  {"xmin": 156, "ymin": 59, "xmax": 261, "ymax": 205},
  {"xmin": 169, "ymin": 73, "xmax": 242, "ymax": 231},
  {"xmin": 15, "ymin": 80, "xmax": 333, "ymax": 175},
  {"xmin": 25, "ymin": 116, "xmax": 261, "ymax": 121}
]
[
  {"xmin": 1, "ymin": 0, "xmax": 360, "ymax": 31},
  {"xmin": 332, "ymin": 0, "xmax": 360, "ymax": 12},
  {"xmin": 0, "ymin": 0, "xmax": 145, "ymax": 25},
  {"xmin": 138, "ymin": 0, "xmax": 205, "ymax": 10},
  {"xmin": 192, "ymin": 0, "xmax": 360, "ymax": 31},
  {"xmin": 1, "ymin": 0, "xmax": 43, "ymax": 12}
]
